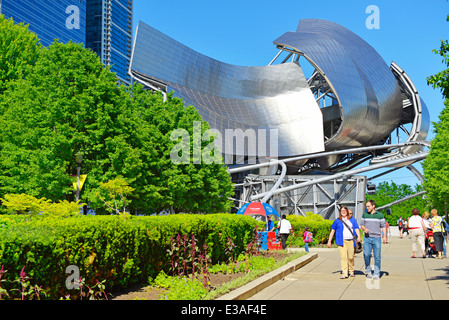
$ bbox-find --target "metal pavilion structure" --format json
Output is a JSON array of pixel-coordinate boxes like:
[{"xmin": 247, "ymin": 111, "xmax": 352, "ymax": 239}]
[{"xmin": 129, "ymin": 19, "xmax": 430, "ymax": 221}]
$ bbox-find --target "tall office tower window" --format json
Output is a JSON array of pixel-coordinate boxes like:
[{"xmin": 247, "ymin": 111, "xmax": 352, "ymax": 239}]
[
  {"xmin": 0, "ymin": 0, "xmax": 86, "ymax": 47},
  {"xmin": 86, "ymin": 0, "xmax": 133, "ymax": 85}
]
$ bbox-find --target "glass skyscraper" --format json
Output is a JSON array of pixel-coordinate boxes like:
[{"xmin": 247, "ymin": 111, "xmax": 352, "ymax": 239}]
[
  {"xmin": 85, "ymin": 0, "xmax": 133, "ymax": 85},
  {"xmin": 0, "ymin": 0, "xmax": 86, "ymax": 46},
  {"xmin": 0, "ymin": 0, "xmax": 132, "ymax": 85}
]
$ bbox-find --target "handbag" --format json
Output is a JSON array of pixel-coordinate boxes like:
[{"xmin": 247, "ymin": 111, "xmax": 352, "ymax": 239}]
[{"xmin": 341, "ymin": 219, "xmax": 363, "ymax": 254}]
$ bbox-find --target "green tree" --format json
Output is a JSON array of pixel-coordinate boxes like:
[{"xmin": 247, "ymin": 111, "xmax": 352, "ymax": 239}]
[
  {"xmin": 127, "ymin": 87, "xmax": 234, "ymax": 214},
  {"xmin": 422, "ymin": 104, "xmax": 449, "ymax": 211},
  {"xmin": 366, "ymin": 182, "xmax": 427, "ymax": 225},
  {"xmin": 0, "ymin": 38, "xmax": 233, "ymax": 214},
  {"xmin": 423, "ymin": 2, "xmax": 449, "ymax": 212},
  {"xmin": 96, "ymin": 177, "xmax": 135, "ymax": 215},
  {"xmin": 0, "ymin": 14, "xmax": 41, "ymax": 95},
  {"xmin": 0, "ymin": 40, "xmax": 122, "ymax": 201}
]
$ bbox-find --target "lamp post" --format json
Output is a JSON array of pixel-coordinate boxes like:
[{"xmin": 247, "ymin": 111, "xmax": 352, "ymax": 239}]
[{"xmin": 75, "ymin": 152, "xmax": 83, "ymax": 202}]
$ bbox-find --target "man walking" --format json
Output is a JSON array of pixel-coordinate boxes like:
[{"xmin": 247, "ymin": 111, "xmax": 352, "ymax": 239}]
[
  {"xmin": 360, "ymin": 200, "xmax": 387, "ymax": 279},
  {"xmin": 277, "ymin": 214, "xmax": 293, "ymax": 250}
]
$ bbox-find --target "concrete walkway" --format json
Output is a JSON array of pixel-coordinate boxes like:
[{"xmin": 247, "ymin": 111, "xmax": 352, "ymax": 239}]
[{"xmin": 248, "ymin": 236, "xmax": 449, "ymax": 300}]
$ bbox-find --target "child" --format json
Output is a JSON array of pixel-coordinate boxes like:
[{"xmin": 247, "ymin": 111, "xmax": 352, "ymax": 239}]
[{"xmin": 303, "ymin": 227, "xmax": 313, "ymax": 252}]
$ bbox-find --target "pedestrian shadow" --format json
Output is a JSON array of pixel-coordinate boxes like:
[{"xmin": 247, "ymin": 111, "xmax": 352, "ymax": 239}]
[
  {"xmin": 380, "ymin": 271, "xmax": 389, "ymax": 278},
  {"xmin": 330, "ymin": 270, "xmax": 388, "ymax": 277},
  {"xmin": 427, "ymin": 267, "xmax": 449, "ymax": 285},
  {"xmin": 361, "ymin": 270, "xmax": 389, "ymax": 278}
]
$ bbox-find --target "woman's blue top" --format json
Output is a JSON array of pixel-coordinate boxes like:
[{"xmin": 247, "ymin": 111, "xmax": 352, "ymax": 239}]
[{"xmin": 331, "ymin": 217, "xmax": 359, "ymax": 246}]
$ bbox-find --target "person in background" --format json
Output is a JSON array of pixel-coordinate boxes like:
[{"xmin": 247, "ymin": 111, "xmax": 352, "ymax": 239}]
[
  {"xmin": 266, "ymin": 215, "xmax": 275, "ymax": 232},
  {"xmin": 347, "ymin": 209, "xmax": 359, "ymax": 257},
  {"xmin": 403, "ymin": 219, "xmax": 409, "ymax": 237},
  {"xmin": 408, "ymin": 208, "xmax": 426, "ymax": 258},
  {"xmin": 397, "ymin": 216, "xmax": 404, "ymax": 239},
  {"xmin": 385, "ymin": 221, "xmax": 390, "ymax": 242},
  {"xmin": 303, "ymin": 227, "xmax": 312, "ymax": 253},
  {"xmin": 430, "ymin": 209, "xmax": 444, "ymax": 259},
  {"xmin": 443, "ymin": 219, "xmax": 449, "ymax": 258},
  {"xmin": 277, "ymin": 214, "xmax": 293, "ymax": 250},
  {"xmin": 348, "ymin": 209, "xmax": 353, "ymax": 218},
  {"xmin": 422, "ymin": 211, "xmax": 432, "ymax": 231}
]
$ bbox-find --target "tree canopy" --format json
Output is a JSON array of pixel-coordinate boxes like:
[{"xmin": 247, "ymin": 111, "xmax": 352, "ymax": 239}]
[
  {"xmin": 0, "ymin": 15, "xmax": 41, "ymax": 94},
  {"xmin": 0, "ymin": 17, "xmax": 233, "ymax": 215},
  {"xmin": 423, "ymin": 3, "xmax": 449, "ymax": 212}
]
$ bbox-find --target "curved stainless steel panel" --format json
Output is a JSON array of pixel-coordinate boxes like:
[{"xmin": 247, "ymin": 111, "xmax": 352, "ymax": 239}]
[
  {"xmin": 419, "ymin": 97, "xmax": 430, "ymax": 140},
  {"xmin": 274, "ymin": 19, "xmax": 404, "ymax": 149},
  {"xmin": 130, "ymin": 19, "xmax": 429, "ymax": 173},
  {"xmin": 370, "ymin": 62, "xmax": 430, "ymax": 167},
  {"xmin": 130, "ymin": 21, "xmax": 325, "ymax": 161}
]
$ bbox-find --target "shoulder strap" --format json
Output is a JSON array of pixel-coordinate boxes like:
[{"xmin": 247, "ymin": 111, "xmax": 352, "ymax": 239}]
[{"xmin": 341, "ymin": 219, "xmax": 356, "ymax": 240}]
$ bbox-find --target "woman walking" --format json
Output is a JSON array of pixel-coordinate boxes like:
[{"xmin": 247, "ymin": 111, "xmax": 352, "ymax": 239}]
[
  {"xmin": 430, "ymin": 209, "xmax": 444, "ymax": 259},
  {"xmin": 408, "ymin": 208, "xmax": 426, "ymax": 258},
  {"xmin": 327, "ymin": 206, "xmax": 361, "ymax": 279}
]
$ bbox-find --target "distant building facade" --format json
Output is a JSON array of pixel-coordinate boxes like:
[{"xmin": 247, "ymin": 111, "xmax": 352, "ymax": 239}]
[
  {"xmin": 0, "ymin": 0, "xmax": 132, "ymax": 85},
  {"xmin": 85, "ymin": 0, "xmax": 133, "ymax": 84},
  {"xmin": 0, "ymin": 0, "xmax": 87, "ymax": 46}
]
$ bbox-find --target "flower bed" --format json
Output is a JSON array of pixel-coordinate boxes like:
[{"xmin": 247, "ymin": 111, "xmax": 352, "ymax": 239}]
[{"xmin": 112, "ymin": 250, "xmax": 305, "ymax": 300}]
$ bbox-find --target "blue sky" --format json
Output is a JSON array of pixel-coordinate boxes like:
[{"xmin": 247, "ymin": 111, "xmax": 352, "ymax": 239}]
[{"xmin": 132, "ymin": 0, "xmax": 449, "ymax": 188}]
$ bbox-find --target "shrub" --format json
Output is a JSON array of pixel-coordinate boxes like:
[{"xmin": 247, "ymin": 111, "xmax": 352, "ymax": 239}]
[
  {"xmin": 0, "ymin": 194, "xmax": 83, "ymax": 218},
  {"xmin": 152, "ymin": 270, "xmax": 208, "ymax": 300},
  {"xmin": 0, "ymin": 214, "xmax": 258, "ymax": 299},
  {"xmin": 276, "ymin": 213, "xmax": 333, "ymax": 247}
]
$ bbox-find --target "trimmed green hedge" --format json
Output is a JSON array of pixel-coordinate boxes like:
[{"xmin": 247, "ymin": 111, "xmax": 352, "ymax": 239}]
[
  {"xmin": 277, "ymin": 213, "xmax": 334, "ymax": 247},
  {"xmin": 0, "ymin": 214, "xmax": 258, "ymax": 299}
]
